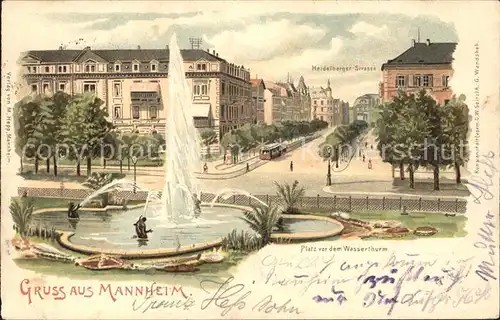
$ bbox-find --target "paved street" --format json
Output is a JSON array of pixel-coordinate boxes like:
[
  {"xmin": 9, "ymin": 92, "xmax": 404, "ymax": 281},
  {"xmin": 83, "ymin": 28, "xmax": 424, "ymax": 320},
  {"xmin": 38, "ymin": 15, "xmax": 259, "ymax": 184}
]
[{"xmin": 20, "ymin": 128, "xmax": 469, "ymax": 198}]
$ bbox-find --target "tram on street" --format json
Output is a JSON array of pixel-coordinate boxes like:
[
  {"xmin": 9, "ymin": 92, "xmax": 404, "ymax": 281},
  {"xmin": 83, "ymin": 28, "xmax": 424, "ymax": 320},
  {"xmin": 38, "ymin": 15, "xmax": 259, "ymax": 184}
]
[{"xmin": 259, "ymin": 142, "xmax": 288, "ymax": 160}]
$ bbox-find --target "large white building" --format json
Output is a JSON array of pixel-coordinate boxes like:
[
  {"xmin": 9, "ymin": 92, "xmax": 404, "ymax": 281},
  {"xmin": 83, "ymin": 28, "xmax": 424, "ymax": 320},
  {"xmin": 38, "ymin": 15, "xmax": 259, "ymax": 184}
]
[
  {"xmin": 311, "ymin": 80, "xmax": 349, "ymax": 126},
  {"xmin": 20, "ymin": 46, "xmax": 253, "ymax": 139},
  {"xmin": 352, "ymin": 93, "xmax": 380, "ymax": 125}
]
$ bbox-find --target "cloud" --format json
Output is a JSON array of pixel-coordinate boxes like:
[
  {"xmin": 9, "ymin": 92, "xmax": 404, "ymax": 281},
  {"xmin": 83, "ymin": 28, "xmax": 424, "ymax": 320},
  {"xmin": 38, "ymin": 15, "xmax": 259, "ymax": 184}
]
[
  {"xmin": 349, "ymin": 21, "xmax": 388, "ymax": 37},
  {"xmin": 203, "ymin": 20, "xmax": 327, "ymax": 61},
  {"xmin": 249, "ymin": 37, "xmax": 343, "ymax": 80}
]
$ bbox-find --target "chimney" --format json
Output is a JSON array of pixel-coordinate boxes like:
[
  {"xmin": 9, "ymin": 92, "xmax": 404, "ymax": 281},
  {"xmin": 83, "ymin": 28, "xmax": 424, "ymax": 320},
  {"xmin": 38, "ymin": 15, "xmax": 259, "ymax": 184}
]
[
  {"xmin": 207, "ymin": 48, "xmax": 210, "ymax": 52},
  {"xmin": 165, "ymin": 45, "xmax": 169, "ymax": 49},
  {"xmin": 137, "ymin": 45, "xmax": 141, "ymax": 50},
  {"xmin": 426, "ymin": 39, "xmax": 431, "ymax": 46},
  {"xmin": 411, "ymin": 39, "xmax": 416, "ymax": 47},
  {"xmin": 212, "ymin": 50, "xmax": 216, "ymax": 55},
  {"xmin": 84, "ymin": 46, "xmax": 91, "ymax": 50},
  {"xmin": 216, "ymin": 53, "xmax": 219, "ymax": 57},
  {"xmin": 59, "ymin": 46, "xmax": 64, "ymax": 50}
]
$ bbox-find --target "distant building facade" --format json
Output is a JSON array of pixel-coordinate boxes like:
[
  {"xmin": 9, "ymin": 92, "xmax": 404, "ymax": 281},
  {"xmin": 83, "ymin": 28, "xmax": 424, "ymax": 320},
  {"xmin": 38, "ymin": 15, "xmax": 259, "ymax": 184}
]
[
  {"xmin": 380, "ymin": 39, "xmax": 456, "ymax": 105},
  {"xmin": 311, "ymin": 80, "xmax": 333, "ymax": 124},
  {"xmin": 311, "ymin": 80, "xmax": 345, "ymax": 127},
  {"xmin": 353, "ymin": 93, "xmax": 380, "ymax": 125},
  {"xmin": 263, "ymin": 81, "xmax": 287, "ymax": 125},
  {"xmin": 250, "ymin": 78, "xmax": 266, "ymax": 123},
  {"xmin": 261, "ymin": 76, "xmax": 311, "ymax": 125},
  {"xmin": 20, "ymin": 46, "xmax": 252, "ymax": 139},
  {"xmin": 275, "ymin": 75, "xmax": 311, "ymax": 122},
  {"xmin": 341, "ymin": 101, "xmax": 350, "ymax": 125}
]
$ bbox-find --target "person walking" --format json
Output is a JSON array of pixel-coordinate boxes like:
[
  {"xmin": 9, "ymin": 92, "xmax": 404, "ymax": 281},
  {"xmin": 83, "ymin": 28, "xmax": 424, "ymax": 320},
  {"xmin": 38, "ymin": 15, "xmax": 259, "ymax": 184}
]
[
  {"xmin": 203, "ymin": 163, "xmax": 208, "ymax": 173},
  {"xmin": 362, "ymin": 154, "xmax": 366, "ymax": 162},
  {"xmin": 290, "ymin": 161, "xmax": 294, "ymax": 172},
  {"xmin": 246, "ymin": 162, "xmax": 250, "ymax": 172},
  {"xmin": 368, "ymin": 159, "xmax": 372, "ymax": 170}
]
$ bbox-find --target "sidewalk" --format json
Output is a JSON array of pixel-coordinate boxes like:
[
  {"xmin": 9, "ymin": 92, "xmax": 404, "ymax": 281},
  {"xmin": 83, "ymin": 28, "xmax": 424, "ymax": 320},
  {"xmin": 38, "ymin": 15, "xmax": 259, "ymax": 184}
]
[{"xmin": 20, "ymin": 132, "xmax": 324, "ymax": 182}]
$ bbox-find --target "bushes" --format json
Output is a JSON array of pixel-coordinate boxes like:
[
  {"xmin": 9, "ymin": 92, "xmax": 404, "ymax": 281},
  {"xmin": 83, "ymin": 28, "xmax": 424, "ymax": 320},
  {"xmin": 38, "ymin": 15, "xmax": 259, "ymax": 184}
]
[
  {"xmin": 10, "ymin": 197, "xmax": 60, "ymax": 241},
  {"xmin": 22, "ymin": 223, "xmax": 60, "ymax": 241},
  {"xmin": 275, "ymin": 180, "xmax": 305, "ymax": 214},
  {"xmin": 82, "ymin": 172, "xmax": 118, "ymax": 207},
  {"xmin": 10, "ymin": 197, "xmax": 35, "ymax": 238},
  {"xmin": 223, "ymin": 229, "xmax": 261, "ymax": 252},
  {"xmin": 240, "ymin": 205, "xmax": 282, "ymax": 246}
]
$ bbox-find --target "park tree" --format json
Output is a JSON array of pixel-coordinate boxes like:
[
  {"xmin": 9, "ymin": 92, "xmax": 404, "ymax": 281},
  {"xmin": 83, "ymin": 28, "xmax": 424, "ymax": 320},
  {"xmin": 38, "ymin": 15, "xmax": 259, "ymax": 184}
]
[
  {"xmin": 296, "ymin": 121, "xmax": 312, "ymax": 136},
  {"xmin": 442, "ymin": 95, "xmax": 469, "ymax": 184},
  {"xmin": 236, "ymin": 124, "xmax": 258, "ymax": 155},
  {"xmin": 120, "ymin": 133, "xmax": 139, "ymax": 171},
  {"xmin": 151, "ymin": 132, "xmax": 166, "ymax": 166},
  {"xmin": 14, "ymin": 98, "xmax": 41, "ymax": 173},
  {"xmin": 350, "ymin": 120, "xmax": 369, "ymax": 135},
  {"xmin": 63, "ymin": 94, "xmax": 113, "ymax": 176},
  {"xmin": 310, "ymin": 119, "xmax": 328, "ymax": 131},
  {"xmin": 200, "ymin": 128, "xmax": 217, "ymax": 159},
  {"xmin": 32, "ymin": 92, "xmax": 70, "ymax": 176},
  {"xmin": 376, "ymin": 91, "xmax": 412, "ymax": 180},
  {"xmin": 415, "ymin": 90, "xmax": 447, "ymax": 191},
  {"xmin": 393, "ymin": 92, "xmax": 431, "ymax": 189},
  {"xmin": 279, "ymin": 121, "xmax": 299, "ymax": 140}
]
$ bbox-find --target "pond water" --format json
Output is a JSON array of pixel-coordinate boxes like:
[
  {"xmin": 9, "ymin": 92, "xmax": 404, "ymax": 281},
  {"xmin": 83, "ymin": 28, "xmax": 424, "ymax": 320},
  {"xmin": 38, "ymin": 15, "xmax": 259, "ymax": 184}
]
[{"xmin": 32, "ymin": 206, "xmax": 340, "ymax": 251}]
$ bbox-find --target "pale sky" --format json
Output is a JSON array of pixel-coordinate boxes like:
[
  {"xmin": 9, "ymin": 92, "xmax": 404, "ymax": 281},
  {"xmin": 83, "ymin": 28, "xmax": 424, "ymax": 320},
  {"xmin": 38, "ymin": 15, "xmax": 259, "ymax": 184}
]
[{"xmin": 6, "ymin": 6, "xmax": 458, "ymax": 105}]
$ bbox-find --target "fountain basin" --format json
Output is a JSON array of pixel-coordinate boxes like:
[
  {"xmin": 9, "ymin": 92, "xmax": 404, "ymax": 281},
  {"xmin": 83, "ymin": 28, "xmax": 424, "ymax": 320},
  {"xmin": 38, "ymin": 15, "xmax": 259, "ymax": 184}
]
[
  {"xmin": 271, "ymin": 214, "xmax": 344, "ymax": 242},
  {"xmin": 33, "ymin": 204, "xmax": 249, "ymax": 255},
  {"xmin": 32, "ymin": 204, "xmax": 345, "ymax": 259}
]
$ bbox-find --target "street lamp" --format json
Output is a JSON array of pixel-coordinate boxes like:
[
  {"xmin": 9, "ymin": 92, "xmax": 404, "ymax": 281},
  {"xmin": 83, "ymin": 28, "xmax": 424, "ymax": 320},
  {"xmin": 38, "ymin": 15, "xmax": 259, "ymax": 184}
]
[
  {"xmin": 326, "ymin": 147, "xmax": 332, "ymax": 186},
  {"xmin": 132, "ymin": 156, "xmax": 138, "ymax": 193}
]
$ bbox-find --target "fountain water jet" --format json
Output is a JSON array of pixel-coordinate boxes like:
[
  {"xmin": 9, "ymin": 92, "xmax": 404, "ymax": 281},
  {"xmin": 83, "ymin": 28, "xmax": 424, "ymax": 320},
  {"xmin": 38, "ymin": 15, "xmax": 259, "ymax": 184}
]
[
  {"xmin": 79, "ymin": 179, "xmax": 142, "ymax": 207},
  {"xmin": 210, "ymin": 188, "xmax": 268, "ymax": 208},
  {"xmin": 162, "ymin": 33, "xmax": 203, "ymax": 221}
]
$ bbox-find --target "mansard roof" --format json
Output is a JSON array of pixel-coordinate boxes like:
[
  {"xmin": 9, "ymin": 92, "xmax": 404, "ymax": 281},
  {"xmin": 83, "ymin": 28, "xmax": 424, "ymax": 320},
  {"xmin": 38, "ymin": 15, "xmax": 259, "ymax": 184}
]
[
  {"xmin": 382, "ymin": 42, "xmax": 456, "ymax": 70},
  {"xmin": 23, "ymin": 48, "xmax": 226, "ymax": 64}
]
